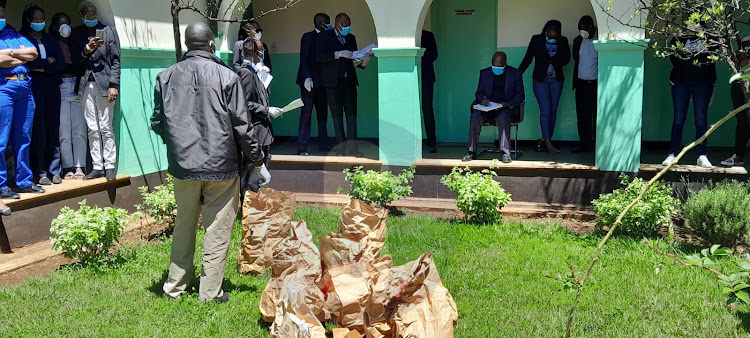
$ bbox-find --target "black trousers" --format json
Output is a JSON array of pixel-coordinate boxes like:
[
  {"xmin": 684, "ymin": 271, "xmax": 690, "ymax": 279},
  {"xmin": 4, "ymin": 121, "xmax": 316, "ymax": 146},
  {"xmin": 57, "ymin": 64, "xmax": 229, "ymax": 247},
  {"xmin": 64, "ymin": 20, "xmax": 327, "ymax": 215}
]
[
  {"xmin": 468, "ymin": 109, "xmax": 513, "ymax": 155},
  {"xmin": 297, "ymin": 85, "xmax": 329, "ymax": 152},
  {"xmin": 422, "ymin": 81, "xmax": 436, "ymax": 147},
  {"xmin": 574, "ymin": 80, "xmax": 597, "ymax": 149},
  {"xmin": 326, "ymin": 78, "xmax": 358, "ymax": 150},
  {"xmin": 30, "ymin": 77, "xmax": 62, "ymax": 179},
  {"xmin": 730, "ymin": 82, "xmax": 750, "ymax": 158},
  {"xmin": 240, "ymin": 145, "xmax": 270, "ymax": 198}
]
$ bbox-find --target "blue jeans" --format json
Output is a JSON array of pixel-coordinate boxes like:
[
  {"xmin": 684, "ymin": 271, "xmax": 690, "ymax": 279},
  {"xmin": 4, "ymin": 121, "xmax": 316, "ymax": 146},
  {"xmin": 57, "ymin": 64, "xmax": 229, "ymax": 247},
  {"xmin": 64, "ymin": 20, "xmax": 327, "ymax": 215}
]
[
  {"xmin": 533, "ymin": 75, "xmax": 564, "ymax": 140},
  {"xmin": 0, "ymin": 79, "xmax": 35, "ymax": 189},
  {"xmin": 670, "ymin": 81, "xmax": 714, "ymax": 155}
]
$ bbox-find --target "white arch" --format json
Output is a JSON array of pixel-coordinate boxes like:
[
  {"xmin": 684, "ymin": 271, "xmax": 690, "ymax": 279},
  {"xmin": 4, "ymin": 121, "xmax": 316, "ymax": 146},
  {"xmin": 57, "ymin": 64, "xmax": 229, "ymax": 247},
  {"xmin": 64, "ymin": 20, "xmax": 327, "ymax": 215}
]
[{"xmin": 364, "ymin": 0, "xmax": 433, "ymax": 48}]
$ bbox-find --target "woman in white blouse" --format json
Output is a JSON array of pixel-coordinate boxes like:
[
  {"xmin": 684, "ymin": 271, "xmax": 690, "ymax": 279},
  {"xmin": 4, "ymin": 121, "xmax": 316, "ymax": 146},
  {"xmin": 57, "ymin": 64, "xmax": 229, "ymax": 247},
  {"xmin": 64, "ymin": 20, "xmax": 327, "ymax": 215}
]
[{"xmin": 572, "ymin": 15, "xmax": 598, "ymax": 153}]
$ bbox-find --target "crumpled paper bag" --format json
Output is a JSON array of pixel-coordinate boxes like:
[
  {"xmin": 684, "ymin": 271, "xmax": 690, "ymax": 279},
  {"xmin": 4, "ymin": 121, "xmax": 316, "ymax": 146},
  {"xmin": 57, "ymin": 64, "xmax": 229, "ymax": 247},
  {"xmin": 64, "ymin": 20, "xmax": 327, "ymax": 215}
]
[
  {"xmin": 238, "ymin": 188, "xmax": 295, "ymax": 275},
  {"xmin": 332, "ymin": 328, "xmax": 363, "ymax": 338},
  {"xmin": 390, "ymin": 253, "xmax": 458, "ymax": 338},
  {"xmin": 338, "ymin": 200, "xmax": 389, "ymax": 258},
  {"xmin": 270, "ymin": 282, "xmax": 326, "ymax": 338},
  {"xmin": 261, "ymin": 221, "xmax": 325, "ymax": 322}
]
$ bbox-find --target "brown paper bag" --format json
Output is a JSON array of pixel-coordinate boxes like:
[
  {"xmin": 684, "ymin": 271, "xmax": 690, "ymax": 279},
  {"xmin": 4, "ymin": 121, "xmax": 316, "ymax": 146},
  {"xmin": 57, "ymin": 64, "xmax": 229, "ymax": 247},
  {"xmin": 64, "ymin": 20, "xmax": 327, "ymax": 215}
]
[
  {"xmin": 320, "ymin": 233, "xmax": 374, "ymax": 271},
  {"xmin": 261, "ymin": 221, "xmax": 325, "ymax": 322},
  {"xmin": 390, "ymin": 253, "xmax": 458, "ymax": 338},
  {"xmin": 238, "ymin": 189, "xmax": 295, "ymax": 274},
  {"xmin": 338, "ymin": 200, "xmax": 389, "ymax": 258},
  {"xmin": 270, "ymin": 283, "xmax": 327, "ymax": 338},
  {"xmin": 332, "ymin": 328, "xmax": 362, "ymax": 338}
]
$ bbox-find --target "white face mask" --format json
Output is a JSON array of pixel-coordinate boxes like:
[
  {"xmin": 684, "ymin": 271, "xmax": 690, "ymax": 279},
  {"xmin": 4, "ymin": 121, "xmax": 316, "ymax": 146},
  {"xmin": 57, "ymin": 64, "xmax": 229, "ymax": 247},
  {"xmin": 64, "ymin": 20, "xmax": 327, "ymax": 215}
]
[
  {"xmin": 59, "ymin": 24, "xmax": 71, "ymax": 38},
  {"xmin": 580, "ymin": 30, "xmax": 590, "ymax": 39},
  {"xmin": 254, "ymin": 31, "xmax": 262, "ymax": 40}
]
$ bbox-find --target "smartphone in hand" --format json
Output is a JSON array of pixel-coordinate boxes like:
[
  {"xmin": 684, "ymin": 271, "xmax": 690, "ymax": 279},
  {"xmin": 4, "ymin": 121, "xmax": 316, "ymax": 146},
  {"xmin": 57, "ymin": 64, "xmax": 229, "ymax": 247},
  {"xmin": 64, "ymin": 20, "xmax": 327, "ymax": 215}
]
[{"xmin": 95, "ymin": 29, "xmax": 104, "ymax": 39}]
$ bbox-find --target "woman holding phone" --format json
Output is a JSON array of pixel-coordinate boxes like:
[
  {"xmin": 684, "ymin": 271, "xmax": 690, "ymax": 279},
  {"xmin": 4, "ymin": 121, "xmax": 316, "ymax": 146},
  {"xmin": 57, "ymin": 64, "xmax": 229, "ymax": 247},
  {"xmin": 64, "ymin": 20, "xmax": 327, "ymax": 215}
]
[
  {"xmin": 71, "ymin": 1, "xmax": 121, "ymax": 181},
  {"xmin": 21, "ymin": 4, "xmax": 65, "ymax": 186}
]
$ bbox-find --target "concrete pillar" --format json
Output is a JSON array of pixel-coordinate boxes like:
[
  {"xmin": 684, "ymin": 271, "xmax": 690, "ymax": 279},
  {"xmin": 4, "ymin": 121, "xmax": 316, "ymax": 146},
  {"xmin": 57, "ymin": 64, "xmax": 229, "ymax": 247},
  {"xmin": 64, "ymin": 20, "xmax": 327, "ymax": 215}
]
[
  {"xmin": 365, "ymin": 0, "xmax": 432, "ymax": 165},
  {"xmin": 594, "ymin": 40, "xmax": 647, "ymax": 172}
]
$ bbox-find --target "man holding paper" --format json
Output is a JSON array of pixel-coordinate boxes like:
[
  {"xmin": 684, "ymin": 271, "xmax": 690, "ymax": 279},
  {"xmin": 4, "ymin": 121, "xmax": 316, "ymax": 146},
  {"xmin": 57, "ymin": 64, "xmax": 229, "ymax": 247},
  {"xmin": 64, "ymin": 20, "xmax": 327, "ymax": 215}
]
[
  {"xmin": 463, "ymin": 51, "xmax": 525, "ymax": 163},
  {"xmin": 238, "ymin": 37, "xmax": 282, "ymax": 194},
  {"xmin": 316, "ymin": 13, "xmax": 370, "ymax": 157}
]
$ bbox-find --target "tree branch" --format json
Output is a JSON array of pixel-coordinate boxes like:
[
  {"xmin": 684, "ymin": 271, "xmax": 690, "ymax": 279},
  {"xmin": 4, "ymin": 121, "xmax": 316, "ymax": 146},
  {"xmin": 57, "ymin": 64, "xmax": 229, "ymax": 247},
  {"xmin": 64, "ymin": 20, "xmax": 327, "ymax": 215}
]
[{"xmin": 642, "ymin": 239, "xmax": 725, "ymax": 276}]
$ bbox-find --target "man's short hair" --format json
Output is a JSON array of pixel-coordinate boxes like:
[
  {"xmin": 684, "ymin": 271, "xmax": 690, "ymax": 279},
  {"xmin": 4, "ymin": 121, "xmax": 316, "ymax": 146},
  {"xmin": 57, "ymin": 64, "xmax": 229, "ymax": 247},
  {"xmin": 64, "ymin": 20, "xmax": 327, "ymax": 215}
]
[
  {"xmin": 314, "ymin": 13, "xmax": 329, "ymax": 25},
  {"xmin": 78, "ymin": 1, "xmax": 96, "ymax": 14},
  {"xmin": 185, "ymin": 22, "xmax": 215, "ymax": 51},
  {"xmin": 0, "ymin": 0, "xmax": 7, "ymax": 9}
]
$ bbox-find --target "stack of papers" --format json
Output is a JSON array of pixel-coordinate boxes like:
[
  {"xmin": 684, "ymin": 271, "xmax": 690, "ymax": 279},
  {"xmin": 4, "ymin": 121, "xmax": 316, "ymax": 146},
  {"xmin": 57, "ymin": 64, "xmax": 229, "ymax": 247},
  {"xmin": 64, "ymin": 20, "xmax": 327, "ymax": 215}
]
[
  {"xmin": 281, "ymin": 98, "xmax": 304, "ymax": 113},
  {"xmin": 472, "ymin": 102, "xmax": 502, "ymax": 112},
  {"xmin": 353, "ymin": 43, "xmax": 377, "ymax": 66}
]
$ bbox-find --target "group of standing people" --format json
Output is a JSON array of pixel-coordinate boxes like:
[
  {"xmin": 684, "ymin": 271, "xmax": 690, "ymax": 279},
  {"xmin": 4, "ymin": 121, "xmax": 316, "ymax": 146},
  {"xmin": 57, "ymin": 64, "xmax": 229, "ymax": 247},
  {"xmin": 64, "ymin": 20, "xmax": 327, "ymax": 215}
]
[
  {"xmin": 0, "ymin": 0, "xmax": 120, "ymax": 215},
  {"xmin": 462, "ymin": 16, "xmax": 600, "ymax": 162}
]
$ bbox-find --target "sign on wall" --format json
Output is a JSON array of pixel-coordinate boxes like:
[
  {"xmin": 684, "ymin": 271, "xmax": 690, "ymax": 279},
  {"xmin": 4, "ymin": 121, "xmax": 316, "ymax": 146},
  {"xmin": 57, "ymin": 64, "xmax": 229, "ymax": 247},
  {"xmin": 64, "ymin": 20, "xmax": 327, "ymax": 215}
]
[{"xmin": 453, "ymin": 9, "xmax": 476, "ymax": 16}]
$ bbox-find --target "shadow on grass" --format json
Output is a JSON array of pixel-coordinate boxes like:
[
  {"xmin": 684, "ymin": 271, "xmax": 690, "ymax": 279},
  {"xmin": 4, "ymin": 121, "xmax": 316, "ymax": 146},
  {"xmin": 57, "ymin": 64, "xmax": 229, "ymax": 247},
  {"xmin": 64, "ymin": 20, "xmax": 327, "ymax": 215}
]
[
  {"xmin": 147, "ymin": 269, "xmax": 259, "ymax": 297},
  {"xmin": 57, "ymin": 249, "xmax": 138, "ymax": 272},
  {"xmin": 735, "ymin": 310, "xmax": 750, "ymax": 334}
]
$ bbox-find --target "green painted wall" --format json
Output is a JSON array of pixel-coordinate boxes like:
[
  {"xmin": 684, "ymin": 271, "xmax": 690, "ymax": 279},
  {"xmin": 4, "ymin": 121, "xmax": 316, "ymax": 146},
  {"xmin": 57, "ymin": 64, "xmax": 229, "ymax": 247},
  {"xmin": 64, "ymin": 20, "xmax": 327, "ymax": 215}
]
[{"xmin": 115, "ymin": 48, "xmax": 173, "ymax": 177}]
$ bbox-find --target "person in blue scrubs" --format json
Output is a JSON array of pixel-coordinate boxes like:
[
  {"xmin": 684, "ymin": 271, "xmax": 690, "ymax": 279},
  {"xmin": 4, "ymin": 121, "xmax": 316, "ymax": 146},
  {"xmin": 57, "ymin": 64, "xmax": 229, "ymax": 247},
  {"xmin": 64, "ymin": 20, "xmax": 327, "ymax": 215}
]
[
  {"xmin": 0, "ymin": 0, "xmax": 43, "ymax": 200},
  {"xmin": 21, "ymin": 4, "xmax": 65, "ymax": 186}
]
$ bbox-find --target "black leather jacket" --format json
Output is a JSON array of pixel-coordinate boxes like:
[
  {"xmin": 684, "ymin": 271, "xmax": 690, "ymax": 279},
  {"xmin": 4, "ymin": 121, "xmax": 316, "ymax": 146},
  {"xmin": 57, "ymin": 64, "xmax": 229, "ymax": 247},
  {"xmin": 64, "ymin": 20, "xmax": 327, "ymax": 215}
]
[{"xmin": 150, "ymin": 50, "xmax": 262, "ymax": 181}]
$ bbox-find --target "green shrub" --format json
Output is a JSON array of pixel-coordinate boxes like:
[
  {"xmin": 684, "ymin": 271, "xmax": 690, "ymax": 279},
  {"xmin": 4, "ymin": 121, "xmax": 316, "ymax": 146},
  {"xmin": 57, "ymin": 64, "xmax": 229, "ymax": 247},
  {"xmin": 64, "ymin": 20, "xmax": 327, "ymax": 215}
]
[
  {"xmin": 592, "ymin": 174, "xmax": 679, "ymax": 236},
  {"xmin": 50, "ymin": 200, "xmax": 128, "ymax": 265},
  {"xmin": 440, "ymin": 165, "xmax": 512, "ymax": 223},
  {"xmin": 684, "ymin": 180, "xmax": 750, "ymax": 247},
  {"xmin": 339, "ymin": 166, "xmax": 415, "ymax": 207},
  {"xmin": 135, "ymin": 175, "xmax": 177, "ymax": 230}
]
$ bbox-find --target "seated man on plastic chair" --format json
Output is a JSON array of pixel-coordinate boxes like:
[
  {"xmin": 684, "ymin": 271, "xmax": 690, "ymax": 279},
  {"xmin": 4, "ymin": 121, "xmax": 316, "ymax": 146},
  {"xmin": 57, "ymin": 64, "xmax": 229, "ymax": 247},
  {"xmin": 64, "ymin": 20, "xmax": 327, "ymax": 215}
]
[{"xmin": 463, "ymin": 51, "xmax": 525, "ymax": 163}]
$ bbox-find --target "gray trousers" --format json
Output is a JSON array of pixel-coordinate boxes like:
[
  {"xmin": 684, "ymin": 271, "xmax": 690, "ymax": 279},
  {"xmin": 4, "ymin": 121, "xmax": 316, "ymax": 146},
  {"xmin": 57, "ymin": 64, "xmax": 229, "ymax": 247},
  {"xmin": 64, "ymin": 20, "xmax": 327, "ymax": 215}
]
[
  {"xmin": 468, "ymin": 109, "xmax": 512, "ymax": 155},
  {"xmin": 163, "ymin": 177, "xmax": 240, "ymax": 301}
]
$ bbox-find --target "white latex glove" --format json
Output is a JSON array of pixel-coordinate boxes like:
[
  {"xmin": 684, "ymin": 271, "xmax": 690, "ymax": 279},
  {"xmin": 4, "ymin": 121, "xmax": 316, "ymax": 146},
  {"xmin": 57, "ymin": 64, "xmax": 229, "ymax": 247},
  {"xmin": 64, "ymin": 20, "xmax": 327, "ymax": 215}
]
[
  {"xmin": 259, "ymin": 65, "xmax": 271, "ymax": 74},
  {"xmin": 268, "ymin": 107, "xmax": 284, "ymax": 119},
  {"xmin": 304, "ymin": 78, "xmax": 313, "ymax": 92},
  {"xmin": 335, "ymin": 50, "xmax": 354, "ymax": 59},
  {"xmin": 255, "ymin": 164, "xmax": 271, "ymax": 186}
]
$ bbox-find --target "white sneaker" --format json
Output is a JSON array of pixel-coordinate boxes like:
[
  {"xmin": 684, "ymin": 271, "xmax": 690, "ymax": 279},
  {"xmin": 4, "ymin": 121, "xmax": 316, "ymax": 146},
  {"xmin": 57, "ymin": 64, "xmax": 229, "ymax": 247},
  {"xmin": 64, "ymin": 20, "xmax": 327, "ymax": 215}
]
[
  {"xmin": 697, "ymin": 155, "xmax": 713, "ymax": 168},
  {"xmin": 661, "ymin": 154, "xmax": 676, "ymax": 166},
  {"xmin": 720, "ymin": 154, "xmax": 745, "ymax": 167}
]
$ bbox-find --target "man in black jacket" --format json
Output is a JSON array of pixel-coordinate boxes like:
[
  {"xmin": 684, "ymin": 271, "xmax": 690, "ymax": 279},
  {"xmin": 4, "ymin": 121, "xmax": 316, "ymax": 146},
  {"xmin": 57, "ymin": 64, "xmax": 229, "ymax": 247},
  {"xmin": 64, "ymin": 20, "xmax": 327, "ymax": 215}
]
[
  {"xmin": 316, "ymin": 13, "xmax": 370, "ymax": 157},
  {"xmin": 151, "ymin": 22, "xmax": 268, "ymax": 303},
  {"xmin": 71, "ymin": 1, "xmax": 120, "ymax": 181},
  {"xmin": 296, "ymin": 13, "xmax": 331, "ymax": 155},
  {"xmin": 421, "ymin": 30, "xmax": 438, "ymax": 153},
  {"xmin": 238, "ymin": 38, "xmax": 282, "ymax": 195}
]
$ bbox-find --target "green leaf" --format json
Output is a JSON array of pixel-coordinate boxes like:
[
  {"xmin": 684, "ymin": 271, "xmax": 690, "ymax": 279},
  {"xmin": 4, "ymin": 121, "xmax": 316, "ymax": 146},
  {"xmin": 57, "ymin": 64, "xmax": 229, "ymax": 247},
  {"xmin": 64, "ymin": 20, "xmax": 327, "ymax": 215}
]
[
  {"xmin": 710, "ymin": 244, "xmax": 721, "ymax": 255},
  {"xmin": 713, "ymin": 248, "xmax": 732, "ymax": 256},
  {"xmin": 739, "ymin": 262, "xmax": 750, "ymax": 271},
  {"xmin": 736, "ymin": 291, "xmax": 750, "ymax": 304},
  {"xmin": 734, "ymin": 283, "xmax": 750, "ymax": 292}
]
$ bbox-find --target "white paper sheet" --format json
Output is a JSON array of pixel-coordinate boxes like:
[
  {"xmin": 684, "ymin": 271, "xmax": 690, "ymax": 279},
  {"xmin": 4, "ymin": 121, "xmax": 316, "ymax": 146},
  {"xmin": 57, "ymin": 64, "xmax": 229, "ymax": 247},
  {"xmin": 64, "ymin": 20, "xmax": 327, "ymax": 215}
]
[
  {"xmin": 353, "ymin": 43, "xmax": 378, "ymax": 63},
  {"xmin": 472, "ymin": 102, "xmax": 502, "ymax": 112},
  {"xmin": 281, "ymin": 98, "xmax": 304, "ymax": 113},
  {"xmin": 258, "ymin": 72, "xmax": 273, "ymax": 89}
]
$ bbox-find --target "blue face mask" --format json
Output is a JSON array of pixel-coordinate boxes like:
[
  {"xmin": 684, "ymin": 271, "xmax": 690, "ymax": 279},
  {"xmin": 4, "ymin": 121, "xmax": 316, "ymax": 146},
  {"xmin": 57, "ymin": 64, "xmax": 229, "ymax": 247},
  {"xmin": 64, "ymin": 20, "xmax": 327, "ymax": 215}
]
[
  {"xmin": 31, "ymin": 22, "xmax": 46, "ymax": 32},
  {"xmin": 546, "ymin": 37, "xmax": 557, "ymax": 44},
  {"xmin": 340, "ymin": 26, "xmax": 350, "ymax": 36},
  {"xmin": 492, "ymin": 66, "xmax": 505, "ymax": 76},
  {"xmin": 83, "ymin": 19, "xmax": 98, "ymax": 28},
  {"xmin": 0, "ymin": 19, "xmax": 6, "ymax": 31},
  {"xmin": 326, "ymin": 24, "xmax": 333, "ymax": 31}
]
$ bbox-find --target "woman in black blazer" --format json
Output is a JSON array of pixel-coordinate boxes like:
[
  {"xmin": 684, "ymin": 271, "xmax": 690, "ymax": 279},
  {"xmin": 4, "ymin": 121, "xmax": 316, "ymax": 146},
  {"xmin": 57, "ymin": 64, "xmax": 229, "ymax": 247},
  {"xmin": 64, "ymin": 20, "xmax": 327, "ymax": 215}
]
[{"xmin": 519, "ymin": 20, "xmax": 571, "ymax": 154}]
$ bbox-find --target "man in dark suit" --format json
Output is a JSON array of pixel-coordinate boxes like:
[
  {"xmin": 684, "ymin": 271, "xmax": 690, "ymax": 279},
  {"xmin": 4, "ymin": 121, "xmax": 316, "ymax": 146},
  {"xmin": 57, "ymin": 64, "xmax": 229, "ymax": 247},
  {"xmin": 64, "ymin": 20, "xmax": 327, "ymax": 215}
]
[
  {"xmin": 296, "ymin": 13, "xmax": 331, "ymax": 156},
  {"xmin": 463, "ymin": 52, "xmax": 525, "ymax": 163},
  {"xmin": 316, "ymin": 13, "xmax": 370, "ymax": 157},
  {"xmin": 421, "ymin": 30, "xmax": 438, "ymax": 153}
]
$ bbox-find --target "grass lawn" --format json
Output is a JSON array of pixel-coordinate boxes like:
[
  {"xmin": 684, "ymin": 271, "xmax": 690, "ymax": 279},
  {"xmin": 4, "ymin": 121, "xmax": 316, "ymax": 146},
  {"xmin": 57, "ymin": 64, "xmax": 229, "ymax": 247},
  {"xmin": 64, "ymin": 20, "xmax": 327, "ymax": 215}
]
[{"xmin": 2, "ymin": 205, "xmax": 750, "ymax": 337}]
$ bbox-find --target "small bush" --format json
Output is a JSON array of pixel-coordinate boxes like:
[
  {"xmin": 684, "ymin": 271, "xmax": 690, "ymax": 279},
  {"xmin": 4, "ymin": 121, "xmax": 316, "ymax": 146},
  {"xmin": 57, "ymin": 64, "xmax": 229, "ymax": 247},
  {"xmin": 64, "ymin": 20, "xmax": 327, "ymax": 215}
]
[
  {"xmin": 339, "ymin": 166, "xmax": 415, "ymax": 208},
  {"xmin": 440, "ymin": 165, "xmax": 512, "ymax": 223},
  {"xmin": 135, "ymin": 175, "xmax": 177, "ymax": 231},
  {"xmin": 50, "ymin": 200, "xmax": 128, "ymax": 265},
  {"xmin": 592, "ymin": 174, "xmax": 679, "ymax": 236},
  {"xmin": 684, "ymin": 180, "xmax": 750, "ymax": 247}
]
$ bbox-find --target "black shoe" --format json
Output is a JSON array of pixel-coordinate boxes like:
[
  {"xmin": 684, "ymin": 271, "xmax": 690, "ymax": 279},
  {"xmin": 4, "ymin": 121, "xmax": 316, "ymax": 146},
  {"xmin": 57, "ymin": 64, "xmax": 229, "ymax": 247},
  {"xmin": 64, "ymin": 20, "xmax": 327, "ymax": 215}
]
[
  {"xmin": 0, "ymin": 188, "xmax": 20, "ymax": 200},
  {"xmin": 52, "ymin": 175, "xmax": 63, "ymax": 184},
  {"xmin": 319, "ymin": 145, "xmax": 332, "ymax": 152},
  {"xmin": 19, "ymin": 185, "xmax": 45, "ymax": 194},
  {"xmin": 462, "ymin": 152, "xmax": 476, "ymax": 162},
  {"xmin": 38, "ymin": 177, "xmax": 52, "ymax": 186},
  {"xmin": 298, "ymin": 151, "xmax": 310, "ymax": 156},
  {"xmin": 536, "ymin": 139, "xmax": 545, "ymax": 152},
  {"xmin": 84, "ymin": 170, "xmax": 104, "ymax": 180},
  {"xmin": 429, "ymin": 146, "xmax": 438, "ymax": 153},
  {"xmin": 105, "ymin": 169, "xmax": 116, "ymax": 181},
  {"xmin": 214, "ymin": 291, "xmax": 230, "ymax": 303}
]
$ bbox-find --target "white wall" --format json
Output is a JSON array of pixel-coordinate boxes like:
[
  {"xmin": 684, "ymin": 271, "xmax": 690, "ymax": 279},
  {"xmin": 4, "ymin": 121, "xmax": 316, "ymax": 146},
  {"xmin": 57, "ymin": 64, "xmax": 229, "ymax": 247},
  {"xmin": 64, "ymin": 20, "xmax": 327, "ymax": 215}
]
[
  {"xmin": 108, "ymin": 0, "xmax": 206, "ymax": 49},
  {"xmin": 251, "ymin": 0, "xmax": 376, "ymax": 54},
  {"xmin": 497, "ymin": 0, "xmax": 597, "ymax": 47}
]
